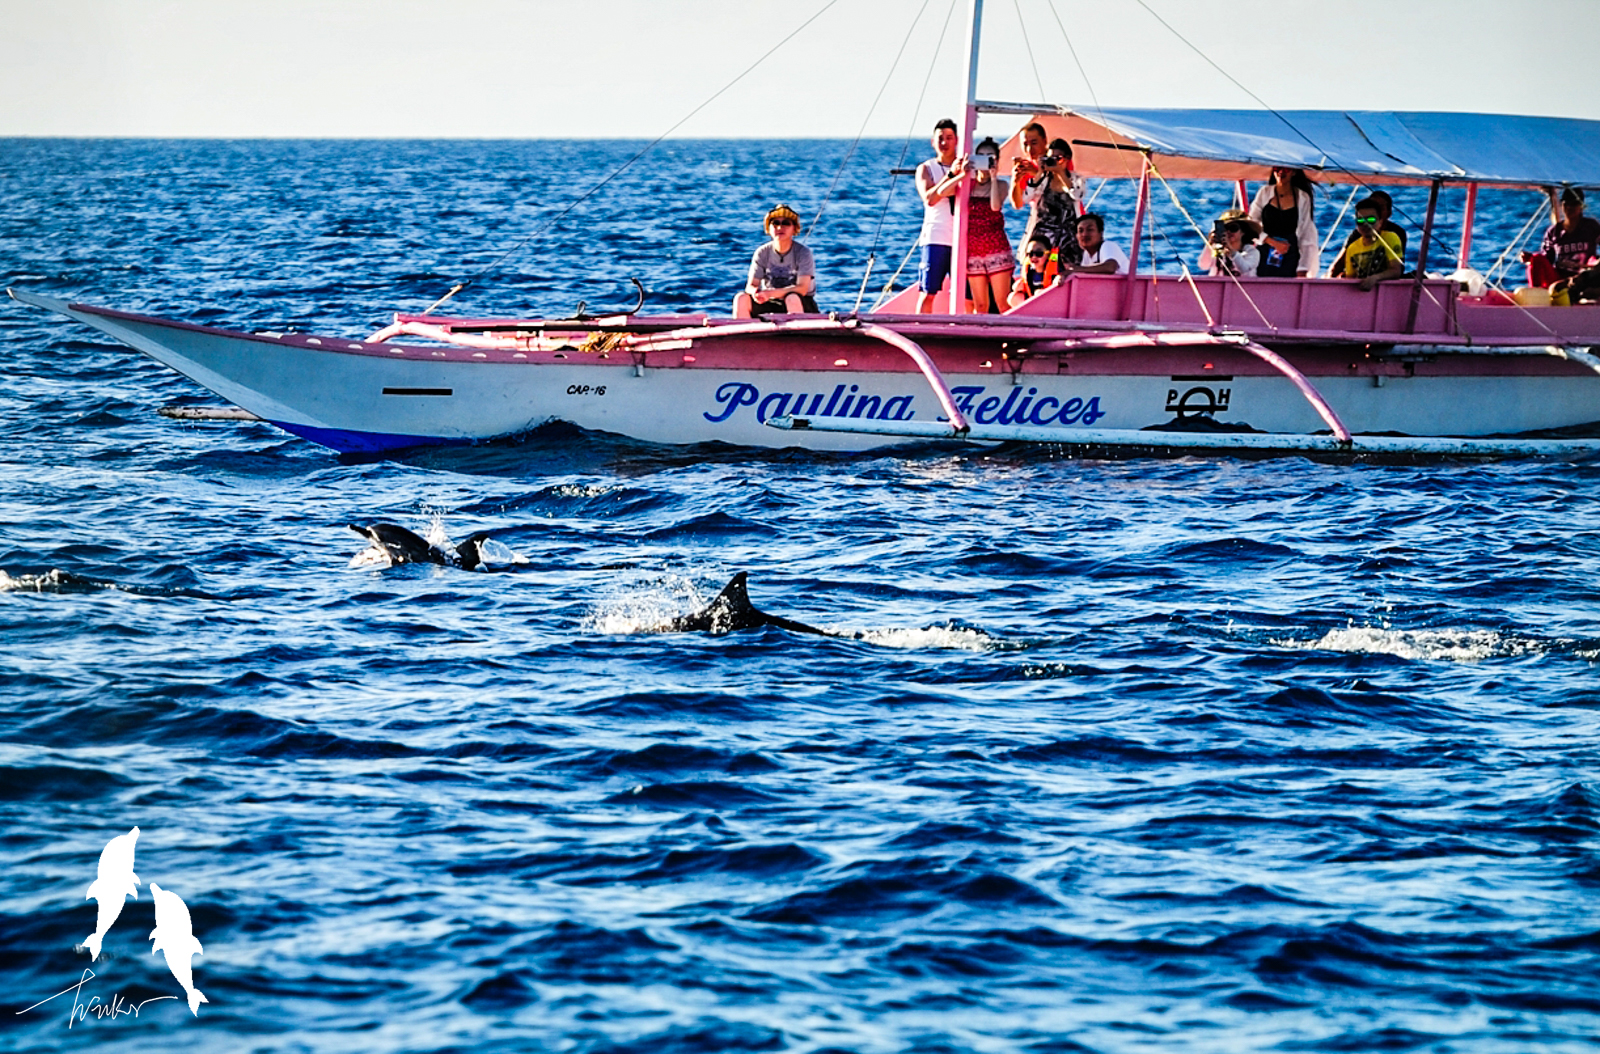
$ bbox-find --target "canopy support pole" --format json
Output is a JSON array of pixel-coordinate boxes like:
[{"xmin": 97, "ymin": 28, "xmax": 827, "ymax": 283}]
[
  {"xmin": 1457, "ymin": 182, "xmax": 1478, "ymax": 270},
  {"xmin": 1406, "ymin": 179, "xmax": 1441, "ymax": 335},
  {"xmin": 948, "ymin": 0, "xmax": 984, "ymax": 316},
  {"xmin": 1121, "ymin": 158, "xmax": 1151, "ymax": 319},
  {"xmin": 1235, "ymin": 179, "xmax": 1248, "ymax": 212}
]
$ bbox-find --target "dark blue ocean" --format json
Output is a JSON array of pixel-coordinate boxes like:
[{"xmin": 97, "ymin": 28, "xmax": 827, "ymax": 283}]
[{"xmin": 3, "ymin": 139, "xmax": 1599, "ymax": 1053}]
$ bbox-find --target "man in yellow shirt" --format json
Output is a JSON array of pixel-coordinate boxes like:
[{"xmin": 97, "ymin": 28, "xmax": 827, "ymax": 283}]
[{"xmin": 1330, "ymin": 197, "xmax": 1405, "ymax": 291}]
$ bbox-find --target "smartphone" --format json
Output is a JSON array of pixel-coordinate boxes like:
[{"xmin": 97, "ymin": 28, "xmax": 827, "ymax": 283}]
[{"xmin": 975, "ymin": 153, "xmax": 995, "ymax": 172}]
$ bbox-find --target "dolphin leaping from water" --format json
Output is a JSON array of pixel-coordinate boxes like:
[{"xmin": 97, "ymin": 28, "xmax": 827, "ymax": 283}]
[
  {"xmin": 83, "ymin": 827, "xmax": 140, "ymax": 961},
  {"xmin": 649, "ymin": 573, "xmax": 828, "ymax": 636},
  {"xmin": 149, "ymin": 883, "xmax": 207, "ymax": 1015},
  {"xmin": 348, "ymin": 523, "xmax": 491, "ymax": 571}
]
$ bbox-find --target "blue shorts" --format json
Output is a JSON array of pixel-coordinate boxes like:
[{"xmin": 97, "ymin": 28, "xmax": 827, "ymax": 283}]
[{"xmin": 919, "ymin": 244, "xmax": 952, "ymax": 294}]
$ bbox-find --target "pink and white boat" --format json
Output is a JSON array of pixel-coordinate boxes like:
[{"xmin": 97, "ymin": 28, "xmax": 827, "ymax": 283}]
[{"xmin": 14, "ymin": 7, "xmax": 1600, "ymax": 458}]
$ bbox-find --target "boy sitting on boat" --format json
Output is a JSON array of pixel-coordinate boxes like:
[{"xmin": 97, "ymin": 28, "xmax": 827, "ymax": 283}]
[
  {"xmin": 733, "ymin": 204, "xmax": 818, "ymax": 318},
  {"xmin": 1326, "ymin": 190, "xmax": 1407, "ymax": 278},
  {"xmin": 1328, "ymin": 197, "xmax": 1405, "ymax": 291}
]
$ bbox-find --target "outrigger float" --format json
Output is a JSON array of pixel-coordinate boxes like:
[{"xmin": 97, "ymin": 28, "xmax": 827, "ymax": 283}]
[{"xmin": 13, "ymin": 2, "xmax": 1600, "ymax": 459}]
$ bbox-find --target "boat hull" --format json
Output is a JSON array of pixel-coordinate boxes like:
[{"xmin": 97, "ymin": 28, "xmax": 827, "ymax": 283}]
[{"xmin": 15, "ymin": 291, "xmax": 1600, "ymax": 455}]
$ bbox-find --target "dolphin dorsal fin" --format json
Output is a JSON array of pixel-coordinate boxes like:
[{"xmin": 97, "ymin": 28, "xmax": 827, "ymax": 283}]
[{"xmin": 712, "ymin": 572, "xmax": 753, "ymax": 612}]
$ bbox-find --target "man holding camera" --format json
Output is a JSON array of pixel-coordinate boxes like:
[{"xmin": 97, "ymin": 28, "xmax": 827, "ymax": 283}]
[{"xmin": 1011, "ymin": 132, "xmax": 1083, "ymax": 267}]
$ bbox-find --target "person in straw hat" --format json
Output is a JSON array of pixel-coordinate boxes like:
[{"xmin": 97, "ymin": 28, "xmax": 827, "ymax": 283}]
[
  {"xmin": 1198, "ymin": 208, "xmax": 1263, "ymax": 278},
  {"xmin": 733, "ymin": 204, "xmax": 818, "ymax": 318}
]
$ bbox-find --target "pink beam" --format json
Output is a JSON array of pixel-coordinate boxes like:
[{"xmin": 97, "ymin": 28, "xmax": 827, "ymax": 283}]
[
  {"xmin": 950, "ymin": 0, "xmax": 983, "ymax": 315},
  {"xmin": 1120, "ymin": 159, "xmax": 1151, "ymax": 318},
  {"xmin": 1241, "ymin": 341, "xmax": 1352, "ymax": 442},
  {"xmin": 367, "ymin": 319, "xmax": 518, "ymax": 350},
  {"xmin": 1026, "ymin": 331, "xmax": 1352, "ymax": 442},
  {"xmin": 623, "ymin": 318, "xmax": 971, "ymax": 432},
  {"xmin": 1457, "ymin": 182, "xmax": 1478, "ymax": 270}
]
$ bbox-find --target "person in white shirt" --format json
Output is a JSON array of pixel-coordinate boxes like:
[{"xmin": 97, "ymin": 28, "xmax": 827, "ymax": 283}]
[
  {"xmin": 915, "ymin": 118, "xmax": 964, "ymax": 313},
  {"xmin": 1060, "ymin": 213, "xmax": 1127, "ymax": 275},
  {"xmin": 1198, "ymin": 208, "xmax": 1262, "ymax": 277}
]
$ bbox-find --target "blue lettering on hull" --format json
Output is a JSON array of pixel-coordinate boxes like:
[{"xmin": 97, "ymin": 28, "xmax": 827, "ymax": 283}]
[{"xmin": 705, "ymin": 381, "xmax": 1108, "ymax": 427}]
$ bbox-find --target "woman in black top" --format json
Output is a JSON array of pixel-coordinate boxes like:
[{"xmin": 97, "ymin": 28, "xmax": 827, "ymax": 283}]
[{"xmin": 1249, "ymin": 167, "xmax": 1319, "ymax": 278}]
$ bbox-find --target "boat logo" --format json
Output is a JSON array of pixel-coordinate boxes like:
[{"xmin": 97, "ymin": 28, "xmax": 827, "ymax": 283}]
[{"xmin": 1165, "ymin": 381, "xmax": 1232, "ymax": 418}]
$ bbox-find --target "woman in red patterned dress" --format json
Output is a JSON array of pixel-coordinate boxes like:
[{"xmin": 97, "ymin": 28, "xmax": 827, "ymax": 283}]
[{"xmin": 964, "ymin": 137, "xmax": 1015, "ymax": 314}]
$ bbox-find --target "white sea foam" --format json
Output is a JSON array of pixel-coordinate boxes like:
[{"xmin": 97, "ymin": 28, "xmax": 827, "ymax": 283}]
[
  {"xmin": 423, "ymin": 513, "xmax": 452, "ymax": 550},
  {"xmin": 587, "ymin": 575, "xmax": 710, "ymax": 634},
  {"xmin": 1276, "ymin": 625, "xmax": 1542, "ymax": 662},
  {"xmin": 855, "ymin": 624, "xmax": 1005, "ymax": 651},
  {"xmin": 0, "ymin": 569, "xmax": 103, "ymax": 593},
  {"xmin": 469, "ymin": 537, "xmax": 527, "ymax": 569}
]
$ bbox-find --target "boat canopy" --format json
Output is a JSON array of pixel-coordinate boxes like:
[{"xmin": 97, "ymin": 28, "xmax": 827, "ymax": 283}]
[{"xmin": 981, "ymin": 103, "xmax": 1600, "ymax": 189}]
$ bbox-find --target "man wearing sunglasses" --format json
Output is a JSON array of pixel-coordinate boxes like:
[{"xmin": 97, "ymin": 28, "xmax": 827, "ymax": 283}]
[
  {"xmin": 1328, "ymin": 198, "xmax": 1404, "ymax": 291},
  {"xmin": 734, "ymin": 204, "xmax": 818, "ymax": 318}
]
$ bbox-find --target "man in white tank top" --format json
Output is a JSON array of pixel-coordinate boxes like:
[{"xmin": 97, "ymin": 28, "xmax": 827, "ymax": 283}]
[{"xmin": 916, "ymin": 118, "xmax": 965, "ymax": 313}]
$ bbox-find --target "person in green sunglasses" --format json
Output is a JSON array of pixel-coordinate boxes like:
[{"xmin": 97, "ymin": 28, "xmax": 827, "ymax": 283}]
[{"xmin": 1329, "ymin": 197, "xmax": 1405, "ymax": 291}]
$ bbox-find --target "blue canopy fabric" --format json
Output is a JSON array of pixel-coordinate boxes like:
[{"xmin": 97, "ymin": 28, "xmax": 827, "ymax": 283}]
[{"xmin": 985, "ymin": 105, "xmax": 1600, "ymax": 188}]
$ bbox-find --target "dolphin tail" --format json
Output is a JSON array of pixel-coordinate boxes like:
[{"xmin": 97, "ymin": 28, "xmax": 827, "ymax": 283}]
[
  {"xmin": 84, "ymin": 931, "xmax": 102, "ymax": 961},
  {"xmin": 187, "ymin": 987, "xmax": 207, "ymax": 1015}
]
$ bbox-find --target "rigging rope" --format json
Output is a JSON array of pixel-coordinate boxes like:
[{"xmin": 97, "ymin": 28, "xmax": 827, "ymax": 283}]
[
  {"xmin": 1321, "ymin": 185, "xmax": 1359, "ymax": 253},
  {"xmin": 809, "ymin": 0, "xmax": 935, "ymax": 238},
  {"xmin": 1147, "ymin": 162, "xmax": 1276, "ymax": 331},
  {"xmin": 859, "ymin": 0, "xmax": 962, "ymax": 312},
  {"xmin": 1044, "ymin": 0, "xmax": 1141, "ymax": 186},
  {"xmin": 1129, "ymin": 0, "xmax": 1447, "ymax": 242},
  {"xmin": 421, "ymin": 0, "xmax": 845, "ymax": 315},
  {"xmin": 1013, "ymin": 0, "xmax": 1047, "ymax": 103},
  {"xmin": 1485, "ymin": 197, "xmax": 1550, "ymax": 287}
]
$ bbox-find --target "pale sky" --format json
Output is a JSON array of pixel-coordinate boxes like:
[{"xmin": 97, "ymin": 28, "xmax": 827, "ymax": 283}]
[{"xmin": 4, "ymin": 0, "xmax": 1595, "ymax": 138}]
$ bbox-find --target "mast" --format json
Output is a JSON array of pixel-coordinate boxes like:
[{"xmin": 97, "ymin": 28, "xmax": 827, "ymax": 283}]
[{"xmin": 948, "ymin": 0, "xmax": 983, "ymax": 314}]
